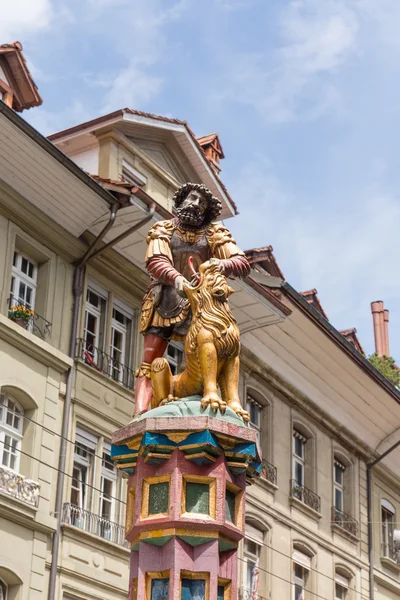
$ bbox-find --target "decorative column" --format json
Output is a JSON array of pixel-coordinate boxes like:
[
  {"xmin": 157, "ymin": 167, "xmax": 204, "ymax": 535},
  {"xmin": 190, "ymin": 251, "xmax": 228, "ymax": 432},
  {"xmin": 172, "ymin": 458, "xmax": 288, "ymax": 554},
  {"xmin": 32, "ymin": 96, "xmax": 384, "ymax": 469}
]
[{"xmin": 112, "ymin": 396, "xmax": 261, "ymax": 600}]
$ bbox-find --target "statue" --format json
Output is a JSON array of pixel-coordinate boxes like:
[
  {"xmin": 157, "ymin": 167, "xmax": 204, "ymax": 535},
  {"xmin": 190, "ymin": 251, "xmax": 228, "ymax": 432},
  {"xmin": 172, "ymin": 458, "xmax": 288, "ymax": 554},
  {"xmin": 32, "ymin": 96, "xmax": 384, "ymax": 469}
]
[
  {"xmin": 134, "ymin": 182, "xmax": 251, "ymax": 418},
  {"xmin": 151, "ymin": 259, "xmax": 249, "ymax": 420}
]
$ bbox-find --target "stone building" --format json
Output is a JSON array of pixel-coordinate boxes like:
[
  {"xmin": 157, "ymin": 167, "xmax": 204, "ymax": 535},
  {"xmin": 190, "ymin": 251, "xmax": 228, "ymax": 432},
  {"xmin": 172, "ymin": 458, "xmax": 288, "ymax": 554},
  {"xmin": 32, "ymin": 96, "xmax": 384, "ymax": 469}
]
[{"xmin": 0, "ymin": 43, "xmax": 399, "ymax": 600}]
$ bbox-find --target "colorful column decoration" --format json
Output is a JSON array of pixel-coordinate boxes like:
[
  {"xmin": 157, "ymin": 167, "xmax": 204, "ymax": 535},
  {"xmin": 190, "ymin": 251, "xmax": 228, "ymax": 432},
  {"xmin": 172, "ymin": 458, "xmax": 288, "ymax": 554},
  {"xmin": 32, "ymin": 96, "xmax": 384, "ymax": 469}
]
[{"xmin": 112, "ymin": 396, "xmax": 261, "ymax": 600}]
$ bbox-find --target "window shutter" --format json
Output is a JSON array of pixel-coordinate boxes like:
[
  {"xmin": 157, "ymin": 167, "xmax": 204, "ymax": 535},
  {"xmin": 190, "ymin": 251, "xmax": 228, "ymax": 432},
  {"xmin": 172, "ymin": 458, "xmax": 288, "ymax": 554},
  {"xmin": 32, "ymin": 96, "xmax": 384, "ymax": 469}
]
[{"xmin": 292, "ymin": 550, "xmax": 311, "ymax": 570}]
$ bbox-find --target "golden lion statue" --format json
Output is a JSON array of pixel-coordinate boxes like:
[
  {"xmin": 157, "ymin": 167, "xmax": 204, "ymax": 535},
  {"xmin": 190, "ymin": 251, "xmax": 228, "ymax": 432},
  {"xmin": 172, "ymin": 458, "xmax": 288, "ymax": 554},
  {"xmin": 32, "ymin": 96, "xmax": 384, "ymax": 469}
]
[{"xmin": 150, "ymin": 259, "xmax": 250, "ymax": 422}]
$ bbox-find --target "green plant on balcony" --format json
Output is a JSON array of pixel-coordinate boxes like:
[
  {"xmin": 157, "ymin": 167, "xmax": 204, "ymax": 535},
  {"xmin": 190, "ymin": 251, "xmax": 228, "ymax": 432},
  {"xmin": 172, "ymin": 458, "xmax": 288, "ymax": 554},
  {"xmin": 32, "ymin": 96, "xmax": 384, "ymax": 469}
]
[{"xmin": 8, "ymin": 304, "xmax": 34, "ymax": 323}]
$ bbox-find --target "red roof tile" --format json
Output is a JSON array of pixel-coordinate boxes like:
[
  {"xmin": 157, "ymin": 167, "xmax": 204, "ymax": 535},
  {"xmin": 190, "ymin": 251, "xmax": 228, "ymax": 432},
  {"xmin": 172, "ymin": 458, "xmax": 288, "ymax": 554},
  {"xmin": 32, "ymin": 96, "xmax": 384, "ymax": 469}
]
[
  {"xmin": 0, "ymin": 41, "xmax": 42, "ymax": 111},
  {"xmin": 300, "ymin": 289, "xmax": 329, "ymax": 321},
  {"xmin": 245, "ymin": 246, "xmax": 285, "ymax": 279}
]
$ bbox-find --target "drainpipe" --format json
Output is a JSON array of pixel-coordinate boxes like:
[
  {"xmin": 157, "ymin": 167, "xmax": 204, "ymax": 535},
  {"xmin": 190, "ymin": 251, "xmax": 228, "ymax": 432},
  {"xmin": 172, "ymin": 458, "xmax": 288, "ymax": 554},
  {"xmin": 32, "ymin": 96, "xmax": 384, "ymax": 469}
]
[
  {"xmin": 48, "ymin": 199, "xmax": 155, "ymax": 600},
  {"xmin": 367, "ymin": 437, "xmax": 400, "ymax": 600}
]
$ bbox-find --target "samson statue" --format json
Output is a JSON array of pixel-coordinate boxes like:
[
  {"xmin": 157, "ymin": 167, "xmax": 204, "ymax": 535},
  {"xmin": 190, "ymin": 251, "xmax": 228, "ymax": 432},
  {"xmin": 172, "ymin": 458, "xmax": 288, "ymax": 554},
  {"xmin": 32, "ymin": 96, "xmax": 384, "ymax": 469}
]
[{"xmin": 134, "ymin": 182, "xmax": 251, "ymax": 419}]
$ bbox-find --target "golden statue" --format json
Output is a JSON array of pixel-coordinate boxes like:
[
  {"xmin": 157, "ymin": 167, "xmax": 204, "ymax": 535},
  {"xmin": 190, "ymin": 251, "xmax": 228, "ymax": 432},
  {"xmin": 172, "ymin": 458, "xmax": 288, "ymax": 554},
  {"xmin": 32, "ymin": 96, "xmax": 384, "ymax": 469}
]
[{"xmin": 150, "ymin": 259, "xmax": 250, "ymax": 421}]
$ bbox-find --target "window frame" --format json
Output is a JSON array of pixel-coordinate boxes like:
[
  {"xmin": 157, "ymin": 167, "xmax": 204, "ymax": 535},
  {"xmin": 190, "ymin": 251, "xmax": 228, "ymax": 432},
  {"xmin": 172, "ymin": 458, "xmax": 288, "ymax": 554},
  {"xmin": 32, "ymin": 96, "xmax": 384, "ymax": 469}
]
[
  {"xmin": 333, "ymin": 459, "xmax": 345, "ymax": 513},
  {"xmin": 243, "ymin": 523, "xmax": 263, "ymax": 594},
  {"xmin": 381, "ymin": 499, "xmax": 396, "ymax": 558},
  {"xmin": 0, "ymin": 578, "xmax": 7, "ymax": 600},
  {"xmin": 84, "ymin": 282, "xmax": 108, "ymax": 358},
  {"xmin": 166, "ymin": 342, "xmax": 184, "ymax": 375},
  {"xmin": 110, "ymin": 300, "xmax": 134, "ymax": 382},
  {"xmin": 246, "ymin": 395, "xmax": 262, "ymax": 439},
  {"xmin": 10, "ymin": 249, "xmax": 38, "ymax": 312},
  {"xmin": 293, "ymin": 430, "xmax": 306, "ymax": 487},
  {"xmin": 0, "ymin": 394, "xmax": 24, "ymax": 473},
  {"xmin": 99, "ymin": 441, "xmax": 117, "ymax": 529}
]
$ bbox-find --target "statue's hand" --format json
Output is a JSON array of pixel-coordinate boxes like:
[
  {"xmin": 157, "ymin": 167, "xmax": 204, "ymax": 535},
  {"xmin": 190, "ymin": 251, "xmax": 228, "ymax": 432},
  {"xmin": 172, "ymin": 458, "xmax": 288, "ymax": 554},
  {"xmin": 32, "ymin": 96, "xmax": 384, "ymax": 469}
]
[
  {"xmin": 209, "ymin": 257, "xmax": 225, "ymax": 273},
  {"xmin": 175, "ymin": 275, "xmax": 189, "ymax": 298}
]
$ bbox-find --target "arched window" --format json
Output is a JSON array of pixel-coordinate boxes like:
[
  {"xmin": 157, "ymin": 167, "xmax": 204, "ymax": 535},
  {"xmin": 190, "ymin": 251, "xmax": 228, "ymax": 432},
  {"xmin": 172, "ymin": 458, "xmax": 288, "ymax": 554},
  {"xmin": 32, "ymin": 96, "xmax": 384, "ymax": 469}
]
[
  {"xmin": 0, "ymin": 579, "xmax": 7, "ymax": 600},
  {"xmin": 243, "ymin": 522, "xmax": 264, "ymax": 596},
  {"xmin": 381, "ymin": 499, "xmax": 396, "ymax": 558},
  {"xmin": 292, "ymin": 422, "xmax": 319, "ymax": 512},
  {"xmin": 0, "ymin": 394, "xmax": 23, "ymax": 472},
  {"xmin": 292, "ymin": 542, "xmax": 315, "ymax": 600}
]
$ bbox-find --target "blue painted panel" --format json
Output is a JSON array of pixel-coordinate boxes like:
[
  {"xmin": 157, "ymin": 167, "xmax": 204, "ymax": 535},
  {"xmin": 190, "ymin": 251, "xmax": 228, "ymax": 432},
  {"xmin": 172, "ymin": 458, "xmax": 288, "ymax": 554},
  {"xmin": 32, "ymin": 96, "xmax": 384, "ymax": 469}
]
[
  {"xmin": 181, "ymin": 578, "xmax": 206, "ymax": 600},
  {"xmin": 151, "ymin": 577, "xmax": 169, "ymax": 599},
  {"xmin": 217, "ymin": 585, "xmax": 225, "ymax": 600}
]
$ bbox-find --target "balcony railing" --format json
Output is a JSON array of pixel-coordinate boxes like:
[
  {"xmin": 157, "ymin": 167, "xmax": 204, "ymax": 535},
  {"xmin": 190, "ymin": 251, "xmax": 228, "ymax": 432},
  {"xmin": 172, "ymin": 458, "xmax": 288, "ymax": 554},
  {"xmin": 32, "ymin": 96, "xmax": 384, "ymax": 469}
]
[
  {"xmin": 75, "ymin": 338, "xmax": 135, "ymax": 390},
  {"xmin": 381, "ymin": 543, "xmax": 400, "ymax": 564},
  {"xmin": 62, "ymin": 502, "xmax": 129, "ymax": 547},
  {"xmin": 8, "ymin": 298, "xmax": 52, "ymax": 340},
  {"xmin": 331, "ymin": 506, "xmax": 358, "ymax": 537},
  {"xmin": 291, "ymin": 480, "xmax": 321, "ymax": 513},
  {"xmin": 0, "ymin": 465, "xmax": 40, "ymax": 507},
  {"xmin": 261, "ymin": 460, "xmax": 277, "ymax": 486},
  {"xmin": 239, "ymin": 589, "xmax": 267, "ymax": 600}
]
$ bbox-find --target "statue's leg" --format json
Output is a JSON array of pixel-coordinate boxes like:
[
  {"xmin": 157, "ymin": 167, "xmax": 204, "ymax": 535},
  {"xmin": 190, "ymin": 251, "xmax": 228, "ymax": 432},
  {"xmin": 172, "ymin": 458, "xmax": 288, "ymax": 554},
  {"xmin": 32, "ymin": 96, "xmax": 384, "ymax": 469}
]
[
  {"xmin": 198, "ymin": 331, "xmax": 227, "ymax": 414},
  {"xmin": 221, "ymin": 356, "xmax": 250, "ymax": 422},
  {"xmin": 151, "ymin": 358, "xmax": 174, "ymax": 407},
  {"xmin": 133, "ymin": 333, "xmax": 168, "ymax": 415}
]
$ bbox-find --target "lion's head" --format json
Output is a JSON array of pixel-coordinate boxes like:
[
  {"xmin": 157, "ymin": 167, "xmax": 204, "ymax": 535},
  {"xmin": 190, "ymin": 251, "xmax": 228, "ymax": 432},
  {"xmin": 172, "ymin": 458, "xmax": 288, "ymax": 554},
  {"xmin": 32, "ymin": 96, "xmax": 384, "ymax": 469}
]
[{"xmin": 184, "ymin": 259, "xmax": 240, "ymax": 358}]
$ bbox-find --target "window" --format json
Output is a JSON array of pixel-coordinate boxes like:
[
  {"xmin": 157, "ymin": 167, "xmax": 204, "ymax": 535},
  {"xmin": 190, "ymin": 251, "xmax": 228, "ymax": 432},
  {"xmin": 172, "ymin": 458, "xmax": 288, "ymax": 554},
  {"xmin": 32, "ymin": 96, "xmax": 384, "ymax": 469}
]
[
  {"xmin": 167, "ymin": 343, "xmax": 184, "ymax": 375},
  {"xmin": 335, "ymin": 582, "xmax": 347, "ymax": 599},
  {"xmin": 246, "ymin": 395, "xmax": 262, "ymax": 440},
  {"xmin": 334, "ymin": 460, "xmax": 345, "ymax": 513},
  {"xmin": 0, "ymin": 394, "xmax": 23, "ymax": 472},
  {"xmin": 292, "ymin": 549, "xmax": 311, "ymax": 600},
  {"xmin": 10, "ymin": 250, "xmax": 37, "ymax": 311},
  {"xmin": 381, "ymin": 499, "xmax": 396, "ymax": 558},
  {"xmin": 181, "ymin": 578, "xmax": 205, "ymax": 599},
  {"xmin": 182, "ymin": 476, "xmax": 216, "ymax": 518},
  {"xmin": 0, "ymin": 579, "xmax": 7, "ymax": 600},
  {"xmin": 110, "ymin": 303, "xmax": 133, "ymax": 384},
  {"xmin": 243, "ymin": 523, "xmax": 262, "ymax": 594},
  {"xmin": 99, "ymin": 442, "xmax": 117, "ymax": 539},
  {"xmin": 122, "ymin": 160, "xmax": 147, "ymax": 186},
  {"xmin": 293, "ymin": 430, "xmax": 306, "ymax": 488},
  {"xmin": 70, "ymin": 428, "xmax": 97, "ymax": 512},
  {"xmin": 84, "ymin": 284, "xmax": 107, "ymax": 359}
]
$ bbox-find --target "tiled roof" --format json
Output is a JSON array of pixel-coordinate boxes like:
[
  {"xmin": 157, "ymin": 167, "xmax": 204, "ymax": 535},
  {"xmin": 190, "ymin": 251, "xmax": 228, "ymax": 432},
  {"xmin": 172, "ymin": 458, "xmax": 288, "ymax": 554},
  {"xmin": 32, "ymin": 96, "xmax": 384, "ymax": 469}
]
[
  {"xmin": 0, "ymin": 41, "xmax": 42, "ymax": 111},
  {"xmin": 300, "ymin": 289, "xmax": 329, "ymax": 321},
  {"xmin": 339, "ymin": 328, "xmax": 365, "ymax": 355},
  {"xmin": 245, "ymin": 246, "xmax": 285, "ymax": 279}
]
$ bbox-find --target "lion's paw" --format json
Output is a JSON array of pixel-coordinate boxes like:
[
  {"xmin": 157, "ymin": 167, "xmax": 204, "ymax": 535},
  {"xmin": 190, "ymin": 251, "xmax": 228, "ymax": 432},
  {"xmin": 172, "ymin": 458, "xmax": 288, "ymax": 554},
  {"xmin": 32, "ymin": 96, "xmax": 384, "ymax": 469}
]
[
  {"xmin": 159, "ymin": 394, "xmax": 179, "ymax": 406},
  {"xmin": 228, "ymin": 401, "xmax": 250, "ymax": 422},
  {"xmin": 201, "ymin": 393, "xmax": 227, "ymax": 415}
]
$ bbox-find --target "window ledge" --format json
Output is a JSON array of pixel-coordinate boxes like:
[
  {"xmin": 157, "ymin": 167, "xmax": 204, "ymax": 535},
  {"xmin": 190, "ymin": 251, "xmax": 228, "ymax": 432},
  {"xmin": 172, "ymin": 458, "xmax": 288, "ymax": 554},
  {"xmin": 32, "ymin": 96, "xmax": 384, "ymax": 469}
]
[
  {"xmin": 62, "ymin": 522, "xmax": 130, "ymax": 555},
  {"xmin": 75, "ymin": 360, "xmax": 134, "ymax": 399},
  {"xmin": 0, "ymin": 313, "xmax": 72, "ymax": 373},
  {"xmin": 380, "ymin": 556, "xmax": 400, "ymax": 573},
  {"xmin": 331, "ymin": 522, "xmax": 359, "ymax": 544},
  {"xmin": 0, "ymin": 488, "xmax": 38, "ymax": 521},
  {"xmin": 290, "ymin": 496, "xmax": 322, "ymax": 521},
  {"xmin": 256, "ymin": 475, "xmax": 278, "ymax": 494}
]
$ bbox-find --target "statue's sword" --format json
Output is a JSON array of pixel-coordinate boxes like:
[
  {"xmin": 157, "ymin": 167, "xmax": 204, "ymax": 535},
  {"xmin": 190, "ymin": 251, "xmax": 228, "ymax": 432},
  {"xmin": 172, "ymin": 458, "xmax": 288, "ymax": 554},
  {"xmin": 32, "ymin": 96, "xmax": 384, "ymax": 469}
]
[{"xmin": 188, "ymin": 256, "xmax": 200, "ymax": 284}]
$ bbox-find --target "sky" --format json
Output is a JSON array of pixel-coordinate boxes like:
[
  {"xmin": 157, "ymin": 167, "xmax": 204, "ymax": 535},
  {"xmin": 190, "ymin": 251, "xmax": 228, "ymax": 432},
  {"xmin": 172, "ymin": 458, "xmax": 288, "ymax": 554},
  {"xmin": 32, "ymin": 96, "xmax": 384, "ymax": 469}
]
[{"xmin": 2, "ymin": 0, "xmax": 400, "ymax": 359}]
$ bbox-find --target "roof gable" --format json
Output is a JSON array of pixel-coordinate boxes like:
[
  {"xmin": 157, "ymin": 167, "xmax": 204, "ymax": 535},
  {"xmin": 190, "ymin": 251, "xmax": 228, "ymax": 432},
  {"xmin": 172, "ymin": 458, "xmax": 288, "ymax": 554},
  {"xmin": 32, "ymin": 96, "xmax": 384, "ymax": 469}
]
[{"xmin": 0, "ymin": 42, "xmax": 42, "ymax": 111}]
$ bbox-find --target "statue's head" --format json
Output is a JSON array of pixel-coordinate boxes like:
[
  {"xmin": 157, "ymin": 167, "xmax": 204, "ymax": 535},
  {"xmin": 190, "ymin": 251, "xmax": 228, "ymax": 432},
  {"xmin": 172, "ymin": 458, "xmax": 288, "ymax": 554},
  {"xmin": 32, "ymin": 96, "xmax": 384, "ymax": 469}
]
[{"xmin": 173, "ymin": 183, "xmax": 222, "ymax": 229}]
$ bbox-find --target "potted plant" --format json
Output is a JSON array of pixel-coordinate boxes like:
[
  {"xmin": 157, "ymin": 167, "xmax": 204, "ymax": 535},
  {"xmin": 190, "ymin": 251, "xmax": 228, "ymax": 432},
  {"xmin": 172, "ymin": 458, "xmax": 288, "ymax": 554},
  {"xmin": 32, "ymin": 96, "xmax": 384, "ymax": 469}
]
[{"xmin": 8, "ymin": 305, "xmax": 34, "ymax": 329}]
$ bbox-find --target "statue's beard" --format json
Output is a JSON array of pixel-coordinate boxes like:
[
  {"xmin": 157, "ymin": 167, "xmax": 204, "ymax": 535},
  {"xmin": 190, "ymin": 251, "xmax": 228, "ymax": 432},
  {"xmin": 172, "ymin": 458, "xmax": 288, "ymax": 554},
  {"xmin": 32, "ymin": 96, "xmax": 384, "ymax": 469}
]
[{"xmin": 176, "ymin": 206, "xmax": 205, "ymax": 228}]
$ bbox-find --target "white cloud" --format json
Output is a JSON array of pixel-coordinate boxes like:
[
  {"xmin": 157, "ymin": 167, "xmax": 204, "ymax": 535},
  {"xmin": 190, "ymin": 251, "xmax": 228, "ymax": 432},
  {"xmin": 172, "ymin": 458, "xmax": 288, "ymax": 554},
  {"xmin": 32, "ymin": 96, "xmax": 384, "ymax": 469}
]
[{"xmin": 0, "ymin": 0, "xmax": 53, "ymax": 41}]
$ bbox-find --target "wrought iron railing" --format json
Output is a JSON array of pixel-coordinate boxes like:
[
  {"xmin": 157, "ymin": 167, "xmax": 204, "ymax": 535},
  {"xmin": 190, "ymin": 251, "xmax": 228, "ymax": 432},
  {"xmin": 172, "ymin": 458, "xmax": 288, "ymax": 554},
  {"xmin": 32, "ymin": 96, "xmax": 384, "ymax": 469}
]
[
  {"xmin": 331, "ymin": 506, "xmax": 358, "ymax": 536},
  {"xmin": 291, "ymin": 479, "xmax": 321, "ymax": 513},
  {"xmin": 62, "ymin": 503, "xmax": 129, "ymax": 547},
  {"xmin": 261, "ymin": 460, "xmax": 277, "ymax": 486},
  {"xmin": 381, "ymin": 542, "xmax": 400, "ymax": 563},
  {"xmin": 239, "ymin": 588, "xmax": 267, "ymax": 600},
  {"xmin": 75, "ymin": 338, "xmax": 135, "ymax": 390},
  {"xmin": 0, "ymin": 464, "xmax": 40, "ymax": 507},
  {"xmin": 8, "ymin": 298, "xmax": 52, "ymax": 339}
]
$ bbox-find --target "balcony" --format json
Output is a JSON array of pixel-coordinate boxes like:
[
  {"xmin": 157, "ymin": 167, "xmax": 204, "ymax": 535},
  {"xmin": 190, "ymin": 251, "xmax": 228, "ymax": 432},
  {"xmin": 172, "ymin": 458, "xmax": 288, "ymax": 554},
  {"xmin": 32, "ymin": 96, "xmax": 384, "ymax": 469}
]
[
  {"xmin": 75, "ymin": 338, "xmax": 135, "ymax": 390},
  {"xmin": 331, "ymin": 506, "xmax": 358, "ymax": 537},
  {"xmin": 8, "ymin": 299, "xmax": 52, "ymax": 340},
  {"xmin": 62, "ymin": 502, "xmax": 129, "ymax": 547},
  {"xmin": 0, "ymin": 465, "xmax": 40, "ymax": 507},
  {"xmin": 239, "ymin": 589, "xmax": 267, "ymax": 600},
  {"xmin": 291, "ymin": 480, "xmax": 321, "ymax": 513},
  {"xmin": 261, "ymin": 460, "xmax": 277, "ymax": 486},
  {"xmin": 381, "ymin": 543, "xmax": 400, "ymax": 565}
]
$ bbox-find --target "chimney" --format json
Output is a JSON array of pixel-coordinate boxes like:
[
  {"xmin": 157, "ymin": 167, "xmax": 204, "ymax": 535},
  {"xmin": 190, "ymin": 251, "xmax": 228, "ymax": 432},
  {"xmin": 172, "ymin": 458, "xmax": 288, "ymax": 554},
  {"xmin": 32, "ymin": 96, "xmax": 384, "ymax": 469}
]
[
  {"xmin": 197, "ymin": 133, "xmax": 224, "ymax": 174},
  {"xmin": 383, "ymin": 309, "xmax": 390, "ymax": 356},
  {"xmin": 371, "ymin": 301, "xmax": 390, "ymax": 357}
]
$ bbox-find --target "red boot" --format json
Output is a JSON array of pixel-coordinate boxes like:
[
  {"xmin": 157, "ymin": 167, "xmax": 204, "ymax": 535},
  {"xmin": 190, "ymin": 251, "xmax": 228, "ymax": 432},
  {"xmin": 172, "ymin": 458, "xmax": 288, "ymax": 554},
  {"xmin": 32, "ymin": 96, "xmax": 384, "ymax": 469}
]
[{"xmin": 133, "ymin": 334, "xmax": 168, "ymax": 416}]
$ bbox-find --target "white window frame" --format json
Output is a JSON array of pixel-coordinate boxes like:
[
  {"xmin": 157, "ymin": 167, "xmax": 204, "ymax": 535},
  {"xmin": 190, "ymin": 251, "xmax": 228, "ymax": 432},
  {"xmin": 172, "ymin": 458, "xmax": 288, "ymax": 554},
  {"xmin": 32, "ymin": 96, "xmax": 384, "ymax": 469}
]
[
  {"xmin": 99, "ymin": 442, "xmax": 117, "ymax": 525},
  {"xmin": 334, "ymin": 460, "xmax": 345, "ymax": 513},
  {"xmin": 110, "ymin": 300, "xmax": 133, "ymax": 384},
  {"xmin": 335, "ymin": 573, "xmax": 349, "ymax": 600},
  {"xmin": 381, "ymin": 499, "xmax": 396, "ymax": 558},
  {"xmin": 71, "ymin": 428, "xmax": 97, "ymax": 512},
  {"xmin": 292, "ymin": 551, "xmax": 310, "ymax": 600},
  {"xmin": 293, "ymin": 431, "xmax": 306, "ymax": 487},
  {"xmin": 246, "ymin": 395, "xmax": 262, "ymax": 440},
  {"xmin": 84, "ymin": 282, "xmax": 107, "ymax": 359},
  {"xmin": 243, "ymin": 524, "xmax": 262, "ymax": 594},
  {"xmin": 10, "ymin": 250, "xmax": 37, "ymax": 311},
  {"xmin": 0, "ymin": 394, "xmax": 23, "ymax": 473}
]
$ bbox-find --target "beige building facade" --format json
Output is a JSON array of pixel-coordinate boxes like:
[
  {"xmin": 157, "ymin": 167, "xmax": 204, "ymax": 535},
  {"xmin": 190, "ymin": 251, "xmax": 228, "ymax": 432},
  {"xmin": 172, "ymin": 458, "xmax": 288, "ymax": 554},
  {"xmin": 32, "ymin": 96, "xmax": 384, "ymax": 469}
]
[{"xmin": 0, "ymin": 86, "xmax": 399, "ymax": 600}]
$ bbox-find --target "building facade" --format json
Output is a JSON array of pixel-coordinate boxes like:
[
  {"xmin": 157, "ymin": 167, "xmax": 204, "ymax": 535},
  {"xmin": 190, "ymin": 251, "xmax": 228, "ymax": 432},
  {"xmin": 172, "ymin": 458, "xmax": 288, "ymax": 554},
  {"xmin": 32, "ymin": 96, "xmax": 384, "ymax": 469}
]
[{"xmin": 0, "ymin": 45, "xmax": 399, "ymax": 600}]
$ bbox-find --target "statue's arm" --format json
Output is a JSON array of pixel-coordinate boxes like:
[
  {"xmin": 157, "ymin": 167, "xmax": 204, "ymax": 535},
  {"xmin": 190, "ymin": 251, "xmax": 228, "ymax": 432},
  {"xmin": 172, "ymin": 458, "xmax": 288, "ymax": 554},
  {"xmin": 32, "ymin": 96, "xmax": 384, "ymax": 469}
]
[
  {"xmin": 207, "ymin": 225, "xmax": 250, "ymax": 278},
  {"xmin": 145, "ymin": 220, "xmax": 182, "ymax": 285},
  {"xmin": 147, "ymin": 256, "xmax": 181, "ymax": 285}
]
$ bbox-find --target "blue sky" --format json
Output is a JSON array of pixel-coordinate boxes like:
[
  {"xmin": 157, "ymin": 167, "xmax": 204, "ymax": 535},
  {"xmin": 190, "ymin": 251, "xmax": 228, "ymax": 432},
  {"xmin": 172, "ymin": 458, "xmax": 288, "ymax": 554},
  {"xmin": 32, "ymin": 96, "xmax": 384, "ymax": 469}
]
[{"xmin": 2, "ymin": 0, "xmax": 400, "ymax": 359}]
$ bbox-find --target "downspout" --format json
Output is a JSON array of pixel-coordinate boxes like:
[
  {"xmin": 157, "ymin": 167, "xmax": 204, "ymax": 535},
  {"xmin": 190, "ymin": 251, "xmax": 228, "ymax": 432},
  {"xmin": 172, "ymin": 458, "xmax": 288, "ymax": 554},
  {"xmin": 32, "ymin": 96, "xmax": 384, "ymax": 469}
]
[
  {"xmin": 48, "ymin": 200, "xmax": 155, "ymax": 600},
  {"xmin": 367, "ymin": 437, "xmax": 400, "ymax": 600}
]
